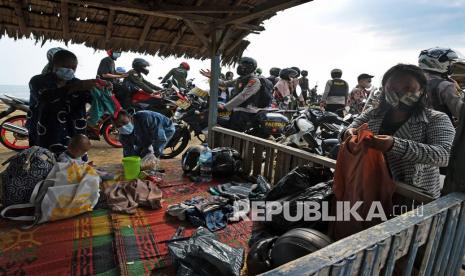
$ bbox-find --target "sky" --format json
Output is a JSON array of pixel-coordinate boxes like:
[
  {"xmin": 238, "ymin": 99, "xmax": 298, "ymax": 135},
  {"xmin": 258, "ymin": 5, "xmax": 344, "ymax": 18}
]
[{"xmin": 0, "ymin": 0, "xmax": 464, "ymax": 93}]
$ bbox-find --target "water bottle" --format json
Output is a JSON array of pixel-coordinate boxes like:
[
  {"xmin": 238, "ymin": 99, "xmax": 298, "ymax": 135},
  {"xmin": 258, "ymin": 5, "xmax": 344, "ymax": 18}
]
[{"xmin": 198, "ymin": 144, "xmax": 212, "ymax": 182}]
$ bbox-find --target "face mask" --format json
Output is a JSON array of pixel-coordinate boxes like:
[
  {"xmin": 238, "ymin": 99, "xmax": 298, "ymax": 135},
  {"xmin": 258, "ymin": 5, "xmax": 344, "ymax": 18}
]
[
  {"xmin": 385, "ymin": 90, "xmax": 422, "ymax": 110},
  {"xmin": 119, "ymin": 122, "xmax": 134, "ymax": 135},
  {"xmin": 55, "ymin": 67, "xmax": 75, "ymax": 81},
  {"xmin": 112, "ymin": 52, "xmax": 121, "ymax": 59}
]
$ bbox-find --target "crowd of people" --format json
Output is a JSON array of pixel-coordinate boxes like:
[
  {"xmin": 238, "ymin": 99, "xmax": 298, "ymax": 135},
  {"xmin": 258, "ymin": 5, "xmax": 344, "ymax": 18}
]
[{"xmin": 25, "ymin": 46, "xmax": 464, "ymax": 198}]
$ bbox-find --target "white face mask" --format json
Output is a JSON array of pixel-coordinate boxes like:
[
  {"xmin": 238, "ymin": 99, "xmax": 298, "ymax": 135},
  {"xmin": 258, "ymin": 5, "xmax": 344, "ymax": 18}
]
[
  {"xmin": 55, "ymin": 67, "xmax": 75, "ymax": 81},
  {"xmin": 119, "ymin": 122, "xmax": 134, "ymax": 135}
]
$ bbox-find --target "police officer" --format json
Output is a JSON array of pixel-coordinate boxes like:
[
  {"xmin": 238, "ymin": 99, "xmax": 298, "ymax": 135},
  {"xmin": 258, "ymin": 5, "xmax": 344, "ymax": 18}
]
[
  {"xmin": 321, "ymin": 68, "xmax": 349, "ymax": 116},
  {"xmin": 200, "ymin": 57, "xmax": 262, "ymax": 132},
  {"xmin": 419, "ymin": 47, "xmax": 465, "ymax": 121}
]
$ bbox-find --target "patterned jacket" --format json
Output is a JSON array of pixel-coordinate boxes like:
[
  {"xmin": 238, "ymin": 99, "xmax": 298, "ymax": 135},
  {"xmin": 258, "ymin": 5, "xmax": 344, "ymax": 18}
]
[{"xmin": 343, "ymin": 108, "xmax": 455, "ymax": 198}]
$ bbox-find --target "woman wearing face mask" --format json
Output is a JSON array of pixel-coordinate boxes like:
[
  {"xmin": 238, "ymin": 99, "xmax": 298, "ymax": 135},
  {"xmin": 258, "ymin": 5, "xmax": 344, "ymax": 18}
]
[
  {"xmin": 28, "ymin": 49, "xmax": 97, "ymax": 154},
  {"xmin": 342, "ymin": 64, "xmax": 455, "ymax": 198}
]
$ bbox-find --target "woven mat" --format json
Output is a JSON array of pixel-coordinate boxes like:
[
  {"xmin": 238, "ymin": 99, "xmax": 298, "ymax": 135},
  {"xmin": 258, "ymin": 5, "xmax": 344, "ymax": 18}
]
[{"xmin": 0, "ymin": 159, "xmax": 253, "ymax": 275}]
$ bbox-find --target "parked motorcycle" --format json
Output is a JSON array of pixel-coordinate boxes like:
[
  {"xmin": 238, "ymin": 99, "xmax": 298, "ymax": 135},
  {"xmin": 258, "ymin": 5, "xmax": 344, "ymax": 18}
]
[
  {"xmin": 173, "ymin": 87, "xmax": 290, "ymax": 141},
  {"xmin": 0, "ymin": 95, "xmax": 30, "ymax": 150},
  {"xmin": 280, "ymin": 108, "xmax": 348, "ymax": 158}
]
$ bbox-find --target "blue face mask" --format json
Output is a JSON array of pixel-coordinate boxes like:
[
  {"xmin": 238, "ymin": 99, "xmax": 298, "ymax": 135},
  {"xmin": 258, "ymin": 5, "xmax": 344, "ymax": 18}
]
[
  {"xmin": 119, "ymin": 122, "xmax": 134, "ymax": 135},
  {"xmin": 112, "ymin": 52, "xmax": 121, "ymax": 59},
  {"xmin": 55, "ymin": 67, "xmax": 75, "ymax": 81}
]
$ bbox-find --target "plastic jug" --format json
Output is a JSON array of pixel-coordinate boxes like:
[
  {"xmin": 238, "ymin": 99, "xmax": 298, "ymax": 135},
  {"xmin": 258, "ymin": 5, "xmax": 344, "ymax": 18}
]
[{"xmin": 122, "ymin": 156, "xmax": 141, "ymax": 180}]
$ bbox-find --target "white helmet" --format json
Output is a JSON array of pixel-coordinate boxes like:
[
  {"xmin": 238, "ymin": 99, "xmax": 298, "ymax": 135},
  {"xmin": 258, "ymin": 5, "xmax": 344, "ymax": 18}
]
[{"xmin": 418, "ymin": 47, "xmax": 464, "ymax": 74}]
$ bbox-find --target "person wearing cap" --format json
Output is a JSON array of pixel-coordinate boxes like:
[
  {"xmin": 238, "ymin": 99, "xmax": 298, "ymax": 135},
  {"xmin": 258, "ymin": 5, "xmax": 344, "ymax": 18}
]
[
  {"xmin": 347, "ymin": 73, "xmax": 375, "ymax": 114},
  {"xmin": 321, "ymin": 69, "xmax": 349, "ymax": 116},
  {"xmin": 161, "ymin": 62, "xmax": 190, "ymax": 89}
]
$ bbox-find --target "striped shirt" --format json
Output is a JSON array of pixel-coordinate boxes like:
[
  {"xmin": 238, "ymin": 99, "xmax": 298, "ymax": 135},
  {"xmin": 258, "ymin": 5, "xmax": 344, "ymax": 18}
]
[{"xmin": 344, "ymin": 108, "xmax": 455, "ymax": 198}]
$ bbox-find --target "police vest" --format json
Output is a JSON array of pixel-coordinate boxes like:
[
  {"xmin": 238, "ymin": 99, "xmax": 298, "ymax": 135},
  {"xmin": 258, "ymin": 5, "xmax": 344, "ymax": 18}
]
[
  {"xmin": 328, "ymin": 79, "xmax": 348, "ymax": 98},
  {"xmin": 234, "ymin": 76, "xmax": 259, "ymax": 108}
]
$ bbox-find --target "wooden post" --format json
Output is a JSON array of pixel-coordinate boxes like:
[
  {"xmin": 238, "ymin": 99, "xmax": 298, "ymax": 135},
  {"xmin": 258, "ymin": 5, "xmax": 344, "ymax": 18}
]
[{"xmin": 207, "ymin": 30, "xmax": 221, "ymax": 147}]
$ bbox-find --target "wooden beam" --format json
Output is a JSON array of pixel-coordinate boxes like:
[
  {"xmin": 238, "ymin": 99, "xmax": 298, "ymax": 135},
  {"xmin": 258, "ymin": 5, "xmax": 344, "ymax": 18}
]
[
  {"xmin": 138, "ymin": 15, "xmax": 155, "ymax": 46},
  {"xmin": 60, "ymin": 0, "xmax": 69, "ymax": 40},
  {"xmin": 217, "ymin": 0, "xmax": 312, "ymax": 26},
  {"xmin": 66, "ymin": 0, "xmax": 217, "ymax": 24},
  {"xmin": 170, "ymin": 25, "xmax": 187, "ymax": 47},
  {"xmin": 2, "ymin": 23, "xmax": 201, "ymax": 50},
  {"xmin": 183, "ymin": 19, "xmax": 210, "ymax": 49},
  {"xmin": 13, "ymin": 0, "xmax": 29, "ymax": 34},
  {"xmin": 105, "ymin": 9, "xmax": 115, "ymax": 42},
  {"xmin": 158, "ymin": 4, "xmax": 249, "ymax": 14}
]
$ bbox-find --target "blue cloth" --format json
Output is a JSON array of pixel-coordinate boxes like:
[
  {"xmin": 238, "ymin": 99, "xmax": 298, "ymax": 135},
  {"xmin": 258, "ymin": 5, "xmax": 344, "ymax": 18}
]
[
  {"xmin": 28, "ymin": 73, "xmax": 91, "ymax": 153},
  {"xmin": 120, "ymin": 110, "xmax": 175, "ymax": 157}
]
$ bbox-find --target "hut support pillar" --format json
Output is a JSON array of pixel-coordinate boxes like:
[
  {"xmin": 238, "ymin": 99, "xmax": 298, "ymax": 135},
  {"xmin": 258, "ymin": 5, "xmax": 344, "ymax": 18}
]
[{"xmin": 208, "ymin": 30, "xmax": 221, "ymax": 147}]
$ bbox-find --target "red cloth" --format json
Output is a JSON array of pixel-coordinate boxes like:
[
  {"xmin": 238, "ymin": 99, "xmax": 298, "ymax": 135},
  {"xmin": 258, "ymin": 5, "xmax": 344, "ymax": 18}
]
[{"xmin": 331, "ymin": 123, "xmax": 396, "ymax": 240}]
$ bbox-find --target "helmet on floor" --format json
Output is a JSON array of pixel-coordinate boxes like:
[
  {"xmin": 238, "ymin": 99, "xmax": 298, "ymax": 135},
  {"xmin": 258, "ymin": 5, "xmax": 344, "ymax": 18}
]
[
  {"xmin": 181, "ymin": 145, "xmax": 204, "ymax": 173},
  {"xmin": 211, "ymin": 147, "xmax": 242, "ymax": 176}
]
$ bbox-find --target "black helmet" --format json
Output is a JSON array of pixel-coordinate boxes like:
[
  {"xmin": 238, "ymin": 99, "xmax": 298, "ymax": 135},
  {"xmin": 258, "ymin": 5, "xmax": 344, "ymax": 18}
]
[
  {"xmin": 301, "ymin": 70, "xmax": 308, "ymax": 77},
  {"xmin": 237, "ymin": 57, "xmax": 258, "ymax": 76},
  {"xmin": 290, "ymin": 67, "xmax": 301, "ymax": 78},
  {"xmin": 181, "ymin": 145, "xmax": 204, "ymax": 173},
  {"xmin": 212, "ymin": 147, "xmax": 242, "ymax": 176},
  {"xmin": 279, "ymin": 68, "xmax": 298, "ymax": 81},
  {"xmin": 269, "ymin": 67, "xmax": 281, "ymax": 77},
  {"xmin": 132, "ymin": 58, "xmax": 150, "ymax": 75},
  {"xmin": 331, "ymin": 68, "xmax": 342, "ymax": 79},
  {"xmin": 271, "ymin": 228, "xmax": 332, "ymax": 268}
]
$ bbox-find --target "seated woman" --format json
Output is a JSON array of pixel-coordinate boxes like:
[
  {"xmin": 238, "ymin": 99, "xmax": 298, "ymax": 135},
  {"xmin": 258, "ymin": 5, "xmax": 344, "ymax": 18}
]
[
  {"xmin": 28, "ymin": 49, "xmax": 96, "ymax": 154},
  {"xmin": 342, "ymin": 64, "xmax": 455, "ymax": 198}
]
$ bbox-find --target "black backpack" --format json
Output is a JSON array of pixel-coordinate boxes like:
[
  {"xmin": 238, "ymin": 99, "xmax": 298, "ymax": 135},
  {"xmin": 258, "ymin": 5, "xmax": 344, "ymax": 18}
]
[{"xmin": 256, "ymin": 77, "xmax": 273, "ymax": 108}]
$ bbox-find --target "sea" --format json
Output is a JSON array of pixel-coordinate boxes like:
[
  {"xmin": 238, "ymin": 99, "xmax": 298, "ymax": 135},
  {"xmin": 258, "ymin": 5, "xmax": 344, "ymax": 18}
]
[{"xmin": 0, "ymin": 84, "xmax": 30, "ymax": 100}]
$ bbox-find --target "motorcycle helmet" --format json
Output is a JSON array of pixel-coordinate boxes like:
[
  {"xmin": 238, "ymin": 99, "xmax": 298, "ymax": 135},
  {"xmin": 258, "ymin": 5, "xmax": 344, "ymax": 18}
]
[
  {"xmin": 256, "ymin": 68, "xmax": 263, "ymax": 75},
  {"xmin": 247, "ymin": 237, "xmax": 278, "ymax": 275},
  {"xmin": 132, "ymin": 58, "xmax": 150, "ymax": 75},
  {"xmin": 331, "ymin": 68, "xmax": 342, "ymax": 79},
  {"xmin": 279, "ymin": 68, "xmax": 298, "ymax": 81},
  {"xmin": 301, "ymin": 70, "xmax": 308, "ymax": 77},
  {"xmin": 270, "ymin": 228, "xmax": 332, "ymax": 268},
  {"xmin": 211, "ymin": 147, "xmax": 242, "ymax": 176},
  {"xmin": 269, "ymin": 67, "xmax": 281, "ymax": 77},
  {"xmin": 418, "ymin": 47, "xmax": 465, "ymax": 75},
  {"xmin": 237, "ymin": 57, "xmax": 257, "ymax": 76},
  {"xmin": 180, "ymin": 62, "xmax": 190, "ymax": 71},
  {"xmin": 47, "ymin": 47, "xmax": 65, "ymax": 62},
  {"xmin": 290, "ymin": 67, "xmax": 301, "ymax": 78},
  {"xmin": 181, "ymin": 145, "xmax": 204, "ymax": 173}
]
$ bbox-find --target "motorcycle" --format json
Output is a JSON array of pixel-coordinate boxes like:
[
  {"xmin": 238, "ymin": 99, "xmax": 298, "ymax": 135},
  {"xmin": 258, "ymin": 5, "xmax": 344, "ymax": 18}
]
[
  {"xmin": 173, "ymin": 87, "xmax": 290, "ymax": 141},
  {"xmin": 0, "ymin": 95, "xmax": 30, "ymax": 150},
  {"xmin": 0, "ymin": 94, "xmax": 122, "ymax": 151},
  {"xmin": 280, "ymin": 108, "xmax": 348, "ymax": 158}
]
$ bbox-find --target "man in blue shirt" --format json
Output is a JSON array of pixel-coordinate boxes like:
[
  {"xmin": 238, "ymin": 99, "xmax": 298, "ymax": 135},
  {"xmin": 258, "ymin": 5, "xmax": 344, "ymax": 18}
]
[{"xmin": 115, "ymin": 110, "xmax": 175, "ymax": 157}]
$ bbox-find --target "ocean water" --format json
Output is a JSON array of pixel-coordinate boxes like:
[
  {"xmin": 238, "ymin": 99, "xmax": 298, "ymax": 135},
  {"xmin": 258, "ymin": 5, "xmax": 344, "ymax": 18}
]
[{"xmin": 0, "ymin": 84, "xmax": 30, "ymax": 100}]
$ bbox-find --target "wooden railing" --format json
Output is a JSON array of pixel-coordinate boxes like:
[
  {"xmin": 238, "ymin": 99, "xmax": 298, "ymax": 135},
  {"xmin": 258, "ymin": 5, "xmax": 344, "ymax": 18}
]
[
  {"xmin": 211, "ymin": 127, "xmax": 465, "ymax": 275},
  {"xmin": 212, "ymin": 126, "xmax": 434, "ymax": 203}
]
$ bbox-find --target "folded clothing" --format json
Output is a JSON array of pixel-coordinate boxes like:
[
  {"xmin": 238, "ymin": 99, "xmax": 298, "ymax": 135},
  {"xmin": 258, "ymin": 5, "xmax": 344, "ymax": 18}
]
[
  {"xmin": 167, "ymin": 196, "xmax": 249, "ymax": 232},
  {"xmin": 105, "ymin": 179, "xmax": 162, "ymax": 214}
]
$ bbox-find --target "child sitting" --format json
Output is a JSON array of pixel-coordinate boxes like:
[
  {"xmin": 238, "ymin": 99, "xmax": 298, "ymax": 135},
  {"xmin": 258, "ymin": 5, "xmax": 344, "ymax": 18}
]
[{"xmin": 58, "ymin": 134, "xmax": 92, "ymax": 163}]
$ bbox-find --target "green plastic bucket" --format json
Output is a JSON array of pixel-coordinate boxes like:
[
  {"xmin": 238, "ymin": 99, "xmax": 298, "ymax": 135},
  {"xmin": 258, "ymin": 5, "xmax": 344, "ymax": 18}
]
[{"xmin": 122, "ymin": 156, "xmax": 141, "ymax": 180}]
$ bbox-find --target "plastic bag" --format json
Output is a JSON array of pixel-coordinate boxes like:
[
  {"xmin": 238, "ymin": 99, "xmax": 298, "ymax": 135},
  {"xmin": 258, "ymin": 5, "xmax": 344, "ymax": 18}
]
[
  {"xmin": 141, "ymin": 153, "xmax": 159, "ymax": 171},
  {"xmin": 265, "ymin": 166, "xmax": 332, "ymax": 201},
  {"xmin": 266, "ymin": 181, "xmax": 334, "ymax": 234},
  {"xmin": 168, "ymin": 227, "xmax": 244, "ymax": 276}
]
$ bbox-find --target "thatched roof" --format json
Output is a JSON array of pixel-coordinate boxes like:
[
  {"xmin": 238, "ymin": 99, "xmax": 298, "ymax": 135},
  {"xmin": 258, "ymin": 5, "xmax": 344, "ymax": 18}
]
[{"xmin": 0, "ymin": 0, "xmax": 312, "ymax": 64}]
